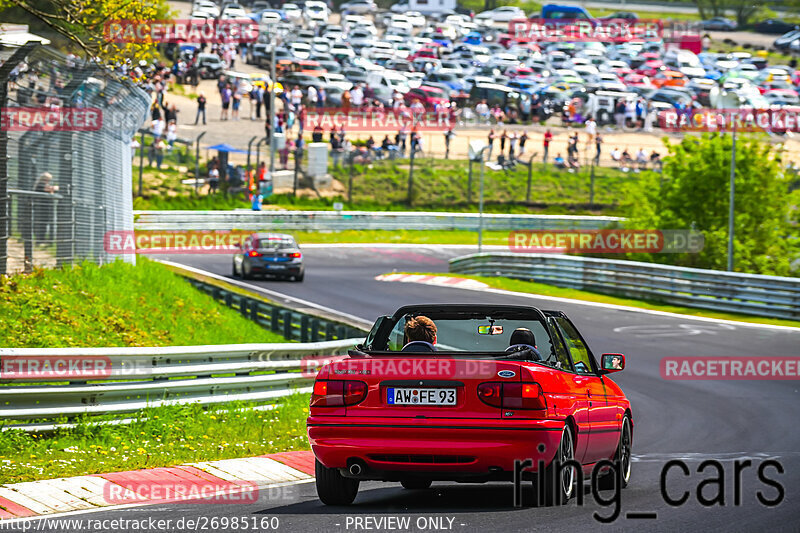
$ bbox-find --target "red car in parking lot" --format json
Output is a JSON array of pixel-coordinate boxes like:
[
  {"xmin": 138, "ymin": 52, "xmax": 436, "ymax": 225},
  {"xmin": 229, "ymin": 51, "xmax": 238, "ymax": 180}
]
[
  {"xmin": 404, "ymin": 85, "xmax": 451, "ymax": 109},
  {"xmin": 307, "ymin": 304, "xmax": 633, "ymax": 506}
]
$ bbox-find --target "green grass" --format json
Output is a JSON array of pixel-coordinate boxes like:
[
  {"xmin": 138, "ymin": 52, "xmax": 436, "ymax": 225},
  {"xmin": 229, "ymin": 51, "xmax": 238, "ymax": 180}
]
[
  {"xmin": 135, "ymin": 159, "xmax": 642, "ymax": 214},
  {"xmin": 333, "ymin": 159, "xmax": 642, "ymax": 210},
  {"xmin": 0, "ymin": 395, "xmax": 311, "ymax": 483},
  {"xmin": 403, "ymin": 272, "xmax": 800, "ymax": 329},
  {"xmin": 0, "ymin": 258, "xmax": 286, "ymax": 347}
]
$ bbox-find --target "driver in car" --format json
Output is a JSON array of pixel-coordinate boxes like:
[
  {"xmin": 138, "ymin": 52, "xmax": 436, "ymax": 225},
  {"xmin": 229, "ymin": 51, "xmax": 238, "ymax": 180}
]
[
  {"xmin": 507, "ymin": 327, "xmax": 542, "ymax": 360},
  {"xmin": 402, "ymin": 316, "xmax": 437, "ymax": 352}
]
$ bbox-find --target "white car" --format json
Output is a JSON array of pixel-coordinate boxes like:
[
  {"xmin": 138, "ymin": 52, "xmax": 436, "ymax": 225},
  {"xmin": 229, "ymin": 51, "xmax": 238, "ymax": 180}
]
[
  {"xmin": 365, "ymin": 41, "xmax": 396, "ymax": 59},
  {"xmin": 474, "ymin": 6, "xmax": 525, "ymax": 25},
  {"xmin": 305, "ymin": 1, "xmax": 329, "ymax": 25},
  {"xmin": 330, "ymin": 43, "xmax": 355, "ymax": 59},
  {"xmin": 404, "ymin": 11, "xmax": 426, "ymax": 27},
  {"xmin": 193, "ymin": 0, "xmax": 219, "ymax": 17},
  {"xmin": 220, "ymin": 3, "xmax": 248, "ymax": 19},
  {"xmin": 288, "ymin": 41, "xmax": 311, "ymax": 60},
  {"xmin": 340, "ymin": 0, "xmax": 377, "ymax": 14},
  {"xmin": 387, "ymin": 21, "xmax": 414, "ymax": 37},
  {"xmin": 348, "ymin": 29, "xmax": 375, "ymax": 49},
  {"xmin": 317, "ymin": 72, "xmax": 353, "ymax": 91},
  {"xmin": 311, "ymin": 37, "xmax": 331, "ymax": 53},
  {"xmin": 283, "ymin": 3, "xmax": 303, "ymax": 23},
  {"xmin": 366, "ymin": 70, "xmax": 411, "ymax": 93}
]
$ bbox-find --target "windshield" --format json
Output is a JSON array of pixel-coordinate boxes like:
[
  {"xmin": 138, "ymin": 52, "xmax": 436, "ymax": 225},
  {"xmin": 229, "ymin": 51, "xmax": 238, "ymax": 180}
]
[
  {"xmin": 256, "ymin": 238, "xmax": 295, "ymax": 249},
  {"xmin": 384, "ymin": 316, "xmax": 553, "ymax": 354}
]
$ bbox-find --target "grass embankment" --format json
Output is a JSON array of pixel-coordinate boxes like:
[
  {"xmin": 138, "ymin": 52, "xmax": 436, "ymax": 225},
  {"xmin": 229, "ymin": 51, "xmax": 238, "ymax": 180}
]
[
  {"xmin": 0, "ymin": 258, "xmax": 285, "ymax": 347},
  {"xmin": 404, "ymin": 272, "xmax": 800, "ymax": 329},
  {"xmin": 0, "ymin": 259, "xmax": 302, "ymax": 482},
  {"xmin": 133, "ymin": 158, "xmax": 644, "ymax": 215},
  {"xmin": 0, "ymin": 395, "xmax": 311, "ymax": 483}
]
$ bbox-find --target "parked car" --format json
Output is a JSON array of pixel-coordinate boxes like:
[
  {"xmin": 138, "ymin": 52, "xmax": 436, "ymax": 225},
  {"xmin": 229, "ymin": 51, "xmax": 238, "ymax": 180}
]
[
  {"xmin": 755, "ymin": 19, "xmax": 797, "ymax": 35},
  {"xmin": 700, "ymin": 17, "xmax": 737, "ymax": 31}
]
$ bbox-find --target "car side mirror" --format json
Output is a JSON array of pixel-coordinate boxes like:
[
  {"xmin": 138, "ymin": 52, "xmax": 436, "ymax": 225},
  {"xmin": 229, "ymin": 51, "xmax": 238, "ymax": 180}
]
[{"xmin": 600, "ymin": 353, "xmax": 625, "ymax": 373}]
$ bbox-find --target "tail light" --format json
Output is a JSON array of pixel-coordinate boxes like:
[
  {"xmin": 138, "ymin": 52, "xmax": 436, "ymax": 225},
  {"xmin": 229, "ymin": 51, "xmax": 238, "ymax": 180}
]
[
  {"xmin": 289, "ymin": 252, "xmax": 302, "ymax": 258},
  {"xmin": 248, "ymin": 250, "xmax": 262, "ymax": 257},
  {"xmin": 311, "ymin": 380, "xmax": 367, "ymax": 407},
  {"xmin": 477, "ymin": 382, "xmax": 546, "ymax": 410}
]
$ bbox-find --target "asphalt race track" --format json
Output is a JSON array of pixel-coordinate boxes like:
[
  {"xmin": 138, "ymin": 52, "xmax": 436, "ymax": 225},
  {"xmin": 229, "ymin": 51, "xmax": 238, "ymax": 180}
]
[{"xmin": 30, "ymin": 245, "xmax": 800, "ymax": 532}]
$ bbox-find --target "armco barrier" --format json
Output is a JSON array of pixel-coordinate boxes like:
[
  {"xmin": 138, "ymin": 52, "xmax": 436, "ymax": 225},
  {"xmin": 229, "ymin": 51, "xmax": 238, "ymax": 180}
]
[
  {"xmin": 0, "ymin": 339, "xmax": 358, "ymax": 429},
  {"xmin": 133, "ymin": 210, "xmax": 623, "ymax": 232},
  {"xmin": 450, "ymin": 253, "xmax": 800, "ymax": 320},
  {"xmin": 0, "ymin": 262, "xmax": 368, "ymax": 431}
]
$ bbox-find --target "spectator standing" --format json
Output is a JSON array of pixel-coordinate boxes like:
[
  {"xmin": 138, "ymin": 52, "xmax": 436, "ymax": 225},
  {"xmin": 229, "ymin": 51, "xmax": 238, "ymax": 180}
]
[
  {"xmin": 594, "ymin": 133, "xmax": 603, "ymax": 165},
  {"xmin": 487, "ymin": 128, "xmax": 496, "ymax": 161},
  {"xmin": 308, "ymin": 85, "xmax": 318, "ymax": 108},
  {"xmin": 318, "ymin": 86, "xmax": 326, "ymax": 109},
  {"xmin": 291, "ymin": 85, "xmax": 303, "ymax": 109},
  {"xmin": 614, "ymin": 99, "xmax": 625, "ymax": 129},
  {"xmin": 444, "ymin": 128, "xmax": 455, "ymax": 159},
  {"xmin": 32, "ymin": 172, "xmax": 58, "ymax": 241},
  {"xmin": 154, "ymin": 137, "xmax": 166, "ymax": 169},
  {"xmin": 543, "ymin": 129, "xmax": 552, "ymax": 163},
  {"xmin": 166, "ymin": 120, "xmax": 177, "ymax": 146},
  {"xmin": 518, "ymin": 130, "xmax": 528, "ymax": 157},
  {"xmin": 585, "ymin": 117, "xmax": 596, "ymax": 142},
  {"xmin": 220, "ymin": 84, "xmax": 232, "ymax": 120},
  {"xmin": 351, "ymin": 84, "xmax": 364, "ymax": 108},
  {"xmin": 508, "ymin": 132, "xmax": 517, "ymax": 162},
  {"xmin": 195, "ymin": 92, "xmax": 207, "ymax": 125},
  {"xmin": 231, "ymin": 88, "xmax": 241, "ymax": 120}
]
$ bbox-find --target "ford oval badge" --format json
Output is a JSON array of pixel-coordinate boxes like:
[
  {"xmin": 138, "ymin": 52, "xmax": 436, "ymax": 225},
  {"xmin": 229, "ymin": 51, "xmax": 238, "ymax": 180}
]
[{"xmin": 498, "ymin": 370, "xmax": 516, "ymax": 378}]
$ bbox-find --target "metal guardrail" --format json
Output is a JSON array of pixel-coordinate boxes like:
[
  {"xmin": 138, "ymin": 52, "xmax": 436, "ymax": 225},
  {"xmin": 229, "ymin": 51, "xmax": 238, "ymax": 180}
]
[
  {"xmin": 0, "ymin": 262, "xmax": 368, "ymax": 431},
  {"xmin": 450, "ymin": 253, "xmax": 800, "ymax": 320},
  {"xmin": 134, "ymin": 210, "xmax": 624, "ymax": 232},
  {"xmin": 0, "ymin": 339, "xmax": 358, "ymax": 428}
]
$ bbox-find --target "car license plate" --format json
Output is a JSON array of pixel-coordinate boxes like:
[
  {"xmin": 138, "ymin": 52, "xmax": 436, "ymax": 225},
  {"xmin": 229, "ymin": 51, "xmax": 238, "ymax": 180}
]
[
  {"xmin": 265, "ymin": 264, "xmax": 284, "ymax": 269},
  {"xmin": 387, "ymin": 387, "xmax": 456, "ymax": 406}
]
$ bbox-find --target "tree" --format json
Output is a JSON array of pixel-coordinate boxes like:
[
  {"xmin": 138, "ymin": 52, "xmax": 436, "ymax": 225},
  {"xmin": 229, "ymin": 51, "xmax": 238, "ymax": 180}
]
[
  {"xmin": 620, "ymin": 133, "xmax": 795, "ymax": 276},
  {"xmin": 0, "ymin": 0, "xmax": 173, "ymax": 65}
]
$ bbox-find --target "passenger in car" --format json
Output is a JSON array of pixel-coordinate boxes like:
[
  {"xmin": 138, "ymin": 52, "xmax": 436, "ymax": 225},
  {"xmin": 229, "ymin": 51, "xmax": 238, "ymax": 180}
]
[{"xmin": 401, "ymin": 316, "xmax": 437, "ymax": 352}]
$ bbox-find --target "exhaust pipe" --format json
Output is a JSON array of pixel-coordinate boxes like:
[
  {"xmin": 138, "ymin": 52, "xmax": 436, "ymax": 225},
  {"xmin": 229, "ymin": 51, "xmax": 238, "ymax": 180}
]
[{"xmin": 349, "ymin": 463, "xmax": 363, "ymax": 476}]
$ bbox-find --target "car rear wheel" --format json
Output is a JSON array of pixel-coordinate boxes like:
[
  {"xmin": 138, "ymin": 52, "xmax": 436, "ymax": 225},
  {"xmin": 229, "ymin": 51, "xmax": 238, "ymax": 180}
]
[
  {"xmin": 536, "ymin": 424, "xmax": 576, "ymax": 506},
  {"xmin": 242, "ymin": 260, "xmax": 252, "ymax": 280},
  {"xmin": 400, "ymin": 479, "xmax": 432, "ymax": 490},
  {"xmin": 294, "ymin": 272, "xmax": 304, "ymax": 282},
  {"xmin": 315, "ymin": 460, "xmax": 359, "ymax": 505},
  {"xmin": 599, "ymin": 415, "xmax": 632, "ymax": 490},
  {"xmin": 232, "ymin": 260, "xmax": 239, "ymax": 278}
]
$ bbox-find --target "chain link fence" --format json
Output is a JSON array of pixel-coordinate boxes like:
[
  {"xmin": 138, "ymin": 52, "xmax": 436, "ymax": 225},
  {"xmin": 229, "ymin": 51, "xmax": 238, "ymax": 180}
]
[{"xmin": 0, "ymin": 44, "xmax": 150, "ymax": 274}]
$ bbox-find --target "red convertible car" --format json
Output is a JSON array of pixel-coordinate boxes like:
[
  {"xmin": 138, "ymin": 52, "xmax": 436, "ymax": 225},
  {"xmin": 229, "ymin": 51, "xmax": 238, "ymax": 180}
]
[{"xmin": 307, "ymin": 304, "xmax": 633, "ymax": 506}]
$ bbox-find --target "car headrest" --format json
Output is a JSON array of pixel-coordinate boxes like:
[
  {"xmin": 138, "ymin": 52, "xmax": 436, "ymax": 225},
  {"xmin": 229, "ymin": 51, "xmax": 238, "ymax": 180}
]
[
  {"xmin": 510, "ymin": 328, "xmax": 536, "ymax": 347},
  {"xmin": 401, "ymin": 341, "xmax": 436, "ymax": 353},
  {"xmin": 505, "ymin": 344, "xmax": 542, "ymax": 361}
]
